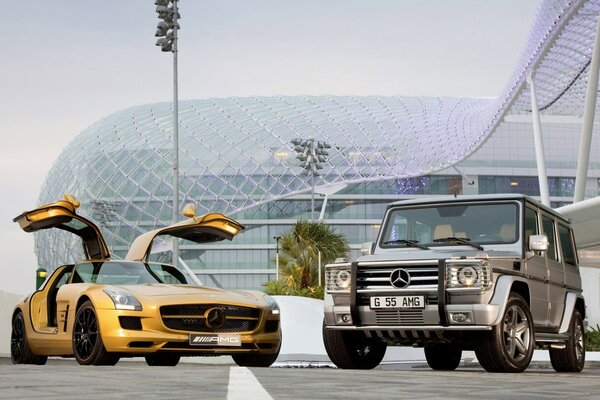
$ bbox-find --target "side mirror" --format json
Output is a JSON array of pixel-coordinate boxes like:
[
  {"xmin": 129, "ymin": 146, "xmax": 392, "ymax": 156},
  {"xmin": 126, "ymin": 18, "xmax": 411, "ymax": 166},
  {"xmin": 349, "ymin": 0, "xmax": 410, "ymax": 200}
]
[
  {"xmin": 361, "ymin": 242, "xmax": 375, "ymax": 255},
  {"xmin": 529, "ymin": 234, "xmax": 549, "ymax": 252}
]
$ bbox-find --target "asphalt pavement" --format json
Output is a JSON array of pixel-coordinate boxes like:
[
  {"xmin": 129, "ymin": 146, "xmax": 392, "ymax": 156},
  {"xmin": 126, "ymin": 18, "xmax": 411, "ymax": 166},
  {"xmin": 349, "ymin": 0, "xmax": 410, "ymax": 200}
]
[{"xmin": 1, "ymin": 357, "xmax": 599, "ymax": 400}]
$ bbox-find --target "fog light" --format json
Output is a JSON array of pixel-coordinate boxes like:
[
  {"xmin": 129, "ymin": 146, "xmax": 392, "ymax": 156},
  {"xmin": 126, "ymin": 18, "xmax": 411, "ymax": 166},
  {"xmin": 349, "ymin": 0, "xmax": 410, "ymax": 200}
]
[
  {"xmin": 452, "ymin": 313, "xmax": 468, "ymax": 323},
  {"xmin": 341, "ymin": 314, "xmax": 352, "ymax": 323}
]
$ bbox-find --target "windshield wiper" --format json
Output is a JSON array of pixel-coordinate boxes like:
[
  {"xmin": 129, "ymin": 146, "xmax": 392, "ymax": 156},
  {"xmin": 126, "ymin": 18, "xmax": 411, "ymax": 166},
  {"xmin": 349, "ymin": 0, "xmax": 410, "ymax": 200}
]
[
  {"xmin": 382, "ymin": 239, "xmax": 429, "ymax": 250},
  {"xmin": 433, "ymin": 237, "xmax": 484, "ymax": 250}
]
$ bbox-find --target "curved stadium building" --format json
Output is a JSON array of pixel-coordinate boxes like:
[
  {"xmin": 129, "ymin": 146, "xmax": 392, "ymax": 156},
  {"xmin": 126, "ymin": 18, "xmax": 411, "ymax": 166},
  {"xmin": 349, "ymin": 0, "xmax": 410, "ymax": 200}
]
[{"xmin": 36, "ymin": 0, "xmax": 600, "ymax": 289}]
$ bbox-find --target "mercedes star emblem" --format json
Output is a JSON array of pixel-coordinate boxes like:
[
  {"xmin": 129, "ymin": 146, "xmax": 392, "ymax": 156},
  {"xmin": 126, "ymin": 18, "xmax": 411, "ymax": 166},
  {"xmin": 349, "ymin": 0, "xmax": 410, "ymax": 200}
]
[
  {"xmin": 389, "ymin": 268, "xmax": 411, "ymax": 289},
  {"xmin": 205, "ymin": 307, "xmax": 226, "ymax": 329}
]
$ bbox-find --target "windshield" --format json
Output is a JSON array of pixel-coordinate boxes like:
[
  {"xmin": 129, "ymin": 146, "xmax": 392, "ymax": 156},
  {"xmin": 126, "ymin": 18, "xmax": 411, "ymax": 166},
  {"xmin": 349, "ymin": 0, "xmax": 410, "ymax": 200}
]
[
  {"xmin": 71, "ymin": 261, "xmax": 187, "ymax": 285},
  {"xmin": 380, "ymin": 202, "xmax": 518, "ymax": 247}
]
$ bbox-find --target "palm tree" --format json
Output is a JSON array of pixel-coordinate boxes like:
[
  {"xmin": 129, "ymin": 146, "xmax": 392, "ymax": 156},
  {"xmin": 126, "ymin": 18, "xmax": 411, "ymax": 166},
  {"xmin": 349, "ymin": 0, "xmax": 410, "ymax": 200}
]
[{"xmin": 277, "ymin": 220, "xmax": 349, "ymax": 290}]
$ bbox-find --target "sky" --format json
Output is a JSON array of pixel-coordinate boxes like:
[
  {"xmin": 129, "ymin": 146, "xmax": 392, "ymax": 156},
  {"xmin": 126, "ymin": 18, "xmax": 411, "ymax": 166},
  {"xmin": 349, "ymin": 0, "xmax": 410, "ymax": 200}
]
[{"xmin": 0, "ymin": 0, "xmax": 539, "ymax": 295}]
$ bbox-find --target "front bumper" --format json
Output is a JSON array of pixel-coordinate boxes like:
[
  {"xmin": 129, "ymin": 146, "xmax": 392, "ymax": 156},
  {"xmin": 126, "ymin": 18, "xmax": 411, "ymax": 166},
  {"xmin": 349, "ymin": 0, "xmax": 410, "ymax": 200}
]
[
  {"xmin": 96, "ymin": 306, "xmax": 281, "ymax": 355},
  {"xmin": 324, "ymin": 303, "xmax": 500, "ymax": 329}
]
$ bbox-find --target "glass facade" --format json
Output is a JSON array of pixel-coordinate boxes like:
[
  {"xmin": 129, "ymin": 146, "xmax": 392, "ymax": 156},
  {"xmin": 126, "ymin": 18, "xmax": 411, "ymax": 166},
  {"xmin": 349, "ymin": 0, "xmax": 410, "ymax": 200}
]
[{"xmin": 35, "ymin": 98, "xmax": 600, "ymax": 290}]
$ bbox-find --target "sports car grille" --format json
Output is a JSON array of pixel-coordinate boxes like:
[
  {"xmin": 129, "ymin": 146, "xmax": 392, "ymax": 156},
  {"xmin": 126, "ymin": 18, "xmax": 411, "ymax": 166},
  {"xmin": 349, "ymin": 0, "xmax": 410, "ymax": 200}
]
[{"xmin": 160, "ymin": 304, "xmax": 261, "ymax": 333}]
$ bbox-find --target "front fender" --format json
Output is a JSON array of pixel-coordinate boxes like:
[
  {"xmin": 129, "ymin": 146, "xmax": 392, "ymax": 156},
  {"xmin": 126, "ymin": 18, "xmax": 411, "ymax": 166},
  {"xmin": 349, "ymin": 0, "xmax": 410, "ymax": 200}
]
[{"xmin": 489, "ymin": 275, "xmax": 530, "ymax": 326}]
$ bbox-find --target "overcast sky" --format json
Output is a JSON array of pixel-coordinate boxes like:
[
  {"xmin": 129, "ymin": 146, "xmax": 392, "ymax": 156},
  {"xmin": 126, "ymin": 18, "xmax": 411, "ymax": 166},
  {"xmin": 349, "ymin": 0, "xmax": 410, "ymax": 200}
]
[{"xmin": 0, "ymin": 0, "xmax": 539, "ymax": 295}]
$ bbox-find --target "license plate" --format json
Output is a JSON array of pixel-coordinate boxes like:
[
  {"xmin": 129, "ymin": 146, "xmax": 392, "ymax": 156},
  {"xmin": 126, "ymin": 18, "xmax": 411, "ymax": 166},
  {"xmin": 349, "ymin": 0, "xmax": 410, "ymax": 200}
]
[
  {"xmin": 189, "ymin": 333, "xmax": 242, "ymax": 347},
  {"xmin": 369, "ymin": 296, "xmax": 425, "ymax": 309}
]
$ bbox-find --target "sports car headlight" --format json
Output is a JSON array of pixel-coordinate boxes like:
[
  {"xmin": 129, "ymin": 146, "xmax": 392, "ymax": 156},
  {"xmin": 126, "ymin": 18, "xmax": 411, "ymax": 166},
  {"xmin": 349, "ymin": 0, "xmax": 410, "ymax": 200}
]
[
  {"xmin": 264, "ymin": 295, "xmax": 280, "ymax": 315},
  {"xmin": 103, "ymin": 288, "xmax": 142, "ymax": 311}
]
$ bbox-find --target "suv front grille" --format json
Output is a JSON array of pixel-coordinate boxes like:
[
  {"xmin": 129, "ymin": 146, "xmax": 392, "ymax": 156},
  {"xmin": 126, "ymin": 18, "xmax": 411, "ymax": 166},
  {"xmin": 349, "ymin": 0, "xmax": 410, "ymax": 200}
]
[
  {"xmin": 160, "ymin": 304, "xmax": 261, "ymax": 333},
  {"xmin": 356, "ymin": 260, "xmax": 439, "ymax": 292},
  {"xmin": 356, "ymin": 260, "xmax": 440, "ymax": 307}
]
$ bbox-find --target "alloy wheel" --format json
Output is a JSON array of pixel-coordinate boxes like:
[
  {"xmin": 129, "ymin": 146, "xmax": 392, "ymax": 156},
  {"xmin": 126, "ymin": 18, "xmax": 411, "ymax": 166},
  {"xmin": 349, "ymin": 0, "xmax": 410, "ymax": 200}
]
[
  {"xmin": 503, "ymin": 304, "xmax": 531, "ymax": 362},
  {"xmin": 73, "ymin": 307, "xmax": 99, "ymax": 361}
]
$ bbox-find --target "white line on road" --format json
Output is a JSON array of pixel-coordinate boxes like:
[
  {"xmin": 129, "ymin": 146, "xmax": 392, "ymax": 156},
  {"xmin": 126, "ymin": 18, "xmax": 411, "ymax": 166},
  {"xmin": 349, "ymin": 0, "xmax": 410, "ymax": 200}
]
[{"xmin": 227, "ymin": 366, "xmax": 274, "ymax": 400}]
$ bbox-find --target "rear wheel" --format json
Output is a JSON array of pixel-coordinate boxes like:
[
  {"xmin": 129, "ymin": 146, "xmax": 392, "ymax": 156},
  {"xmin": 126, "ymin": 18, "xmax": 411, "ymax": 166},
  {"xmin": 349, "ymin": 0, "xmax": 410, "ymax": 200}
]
[
  {"xmin": 475, "ymin": 293, "xmax": 534, "ymax": 373},
  {"xmin": 145, "ymin": 353, "xmax": 180, "ymax": 366},
  {"xmin": 323, "ymin": 324, "xmax": 386, "ymax": 369},
  {"xmin": 550, "ymin": 309, "xmax": 585, "ymax": 372},
  {"xmin": 424, "ymin": 342, "xmax": 462, "ymax": 371},
  {"xmin": 73, "ymin": 301, "xmax": 120, "ymax": 366},
  {"xmin": 11, "ymin": 312, "xmax": 47, "ymax": 365}
]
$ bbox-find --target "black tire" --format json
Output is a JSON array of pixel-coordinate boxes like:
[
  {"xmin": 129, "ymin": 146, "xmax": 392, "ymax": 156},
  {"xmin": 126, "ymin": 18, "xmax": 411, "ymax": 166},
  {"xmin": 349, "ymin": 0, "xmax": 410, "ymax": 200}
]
[
  {"xmin": 323, "ymin": 324, "xmax": 386, "ymax": 369},
  {"xmin": 11, "ymin": 312, "xmax": 48, "ymax": 365},
  {"xmin": 232, "ymin": 339, "xmax": 281, "ymax": 368},
  {"xmin": 145, "ymin": 353, "xmax": 181, "ymax": 366},
  {"xmin": 475, "ymin": 293, "xmax": 534, "ymax": 373},
  {"xmin": 549, "ymin": 309, "xmax": 585, "ymax": 372},
  {"xmin": 73, "ymin": 301, "xmax": 120, "ymax": 366},
  {"xmin": 424, "ymin": 342, "xmax": 462, "ymax": 371}
]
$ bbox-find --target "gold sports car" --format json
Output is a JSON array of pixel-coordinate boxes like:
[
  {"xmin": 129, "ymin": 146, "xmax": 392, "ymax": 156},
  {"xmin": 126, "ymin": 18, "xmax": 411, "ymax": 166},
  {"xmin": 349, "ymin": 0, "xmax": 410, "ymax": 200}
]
[{"xmin": 10, "ymin": 195, "xmax": 281, "ymax": 366}]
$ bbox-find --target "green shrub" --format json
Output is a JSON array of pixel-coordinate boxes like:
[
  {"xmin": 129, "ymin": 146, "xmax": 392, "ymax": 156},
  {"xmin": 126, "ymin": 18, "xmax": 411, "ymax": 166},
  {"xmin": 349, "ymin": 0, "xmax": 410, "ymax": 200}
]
[
  {"xmin": 263, "ymin": 279, "xmax": 324, "ymax": 299},
  {"xmin": 586, "ymin": 324, "xmax": 600, "ymax": 351}
]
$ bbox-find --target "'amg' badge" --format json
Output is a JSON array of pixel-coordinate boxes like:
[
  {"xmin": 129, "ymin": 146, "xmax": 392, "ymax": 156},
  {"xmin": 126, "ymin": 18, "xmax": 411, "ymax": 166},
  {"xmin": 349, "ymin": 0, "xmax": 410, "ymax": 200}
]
[{"xmin": 189, "ymin": 334, "xmax": 242, "ymax": 347}]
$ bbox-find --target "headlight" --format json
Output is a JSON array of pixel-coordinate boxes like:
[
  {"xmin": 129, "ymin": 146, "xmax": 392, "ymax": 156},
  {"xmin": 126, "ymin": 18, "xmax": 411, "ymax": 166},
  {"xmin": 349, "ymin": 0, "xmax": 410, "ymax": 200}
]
[
  {"xmin": 103, "ymin": 288, "xmax": 143, "ymax": 311},
  {"xmin": 264, "ymin": 294, "xmax": 280, "ymax": 315},
  {"xmin": 446, "ymin": 261, "xmax": 491, "ymax": 289},
  {"xmin": 457, "ymin": 266, "xmax": 478, "ymax": 286},
  {"xmin": 326, "ymin": 264, "xmax": 352, "ymax": 293}
]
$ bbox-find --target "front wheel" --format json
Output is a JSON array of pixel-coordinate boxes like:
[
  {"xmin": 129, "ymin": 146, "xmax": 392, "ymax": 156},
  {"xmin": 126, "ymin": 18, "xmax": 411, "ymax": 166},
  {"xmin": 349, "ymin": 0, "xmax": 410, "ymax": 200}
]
[
  {"xmin": 323, "ymin": 324, "xmax": 386, "ymax": 369},
  {"xmin": 424, "ymin": 342, "xmax": 462, "ymax": 371},
  {"xmin": 11, "ymin": 312, "xmax": 47, "ymax": 365},
  {"xmin": 549, "ymin": 309, "xmax": 585, "ymax": 372},
  {"xmin": 475, "ymin": 293, "xmax": 534, "ymax": 373},
  {"xmin": 73, "ymin": 301, "xmax": 120, "ymax": 366}
]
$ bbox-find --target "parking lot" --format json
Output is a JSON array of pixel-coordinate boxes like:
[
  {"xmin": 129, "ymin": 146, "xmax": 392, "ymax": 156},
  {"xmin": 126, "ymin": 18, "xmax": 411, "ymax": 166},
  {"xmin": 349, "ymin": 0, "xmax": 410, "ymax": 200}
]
[{"xmin": 1, "ymin": 357, "xmax": 598, "ymax": 400}]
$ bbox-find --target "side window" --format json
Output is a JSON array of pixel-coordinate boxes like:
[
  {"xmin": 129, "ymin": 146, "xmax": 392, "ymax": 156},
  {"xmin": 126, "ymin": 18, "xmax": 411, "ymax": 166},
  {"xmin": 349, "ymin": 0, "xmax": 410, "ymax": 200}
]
[
  {"xmin": 524, "ymin": 207, "xmax": 539, "ymax": 250},
  {"xmin": 558, "ymin": 224, "xmax": 577, "ymax": 266},
  {"xmin": 71, "ymin": 263, "xmax": 95, "ymax": 283},
  {"xmin": 542, "ymin": 216, "xmax": 558, "ymax": 262}
]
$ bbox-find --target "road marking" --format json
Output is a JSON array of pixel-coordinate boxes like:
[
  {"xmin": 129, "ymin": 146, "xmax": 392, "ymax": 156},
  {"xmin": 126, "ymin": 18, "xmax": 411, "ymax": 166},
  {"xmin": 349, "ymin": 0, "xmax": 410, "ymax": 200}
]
[{"xmin": 227, "ymin": 366, "xmax": 273, "ymax": 400}]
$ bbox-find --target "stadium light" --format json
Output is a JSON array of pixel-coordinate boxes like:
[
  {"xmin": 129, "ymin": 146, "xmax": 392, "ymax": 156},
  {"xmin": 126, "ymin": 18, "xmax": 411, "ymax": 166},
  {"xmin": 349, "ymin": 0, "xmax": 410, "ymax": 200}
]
[
  {"xmin": 154, "ymin": 0, "xmax": 181, "ymax": 265},
  {"xmin": 291, "ymin": 138, "xmax": 331, "ymax": 221}
]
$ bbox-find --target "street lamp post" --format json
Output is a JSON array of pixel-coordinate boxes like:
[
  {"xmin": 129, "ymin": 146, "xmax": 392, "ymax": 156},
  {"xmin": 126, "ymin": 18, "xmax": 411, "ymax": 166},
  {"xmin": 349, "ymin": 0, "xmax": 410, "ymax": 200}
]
[
  {"xmin": 273, "ymin": 235, "xmax": 281, "ymax": 280},
  {"xmin": 291, "ymin": 138, "xmax": 331, "ymax": 221},
  {"xmin": 155, "ymin": 0, "xmax": 180, "ymax": 265}
]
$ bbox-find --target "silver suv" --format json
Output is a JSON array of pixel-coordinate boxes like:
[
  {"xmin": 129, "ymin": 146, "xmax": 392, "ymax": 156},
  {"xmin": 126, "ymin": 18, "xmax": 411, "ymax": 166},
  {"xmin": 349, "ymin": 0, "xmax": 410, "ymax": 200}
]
[{"xmin": 323, "ymin": 194, "xmax": 586, "ymax": 373}]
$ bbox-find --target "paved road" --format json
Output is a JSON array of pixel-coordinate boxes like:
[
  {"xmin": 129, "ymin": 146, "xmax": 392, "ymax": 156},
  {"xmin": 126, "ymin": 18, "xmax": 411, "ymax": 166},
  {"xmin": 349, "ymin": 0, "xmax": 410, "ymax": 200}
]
[{"xmin": 1, "ymin": 358, "xmax": 598, "ymax": 399}]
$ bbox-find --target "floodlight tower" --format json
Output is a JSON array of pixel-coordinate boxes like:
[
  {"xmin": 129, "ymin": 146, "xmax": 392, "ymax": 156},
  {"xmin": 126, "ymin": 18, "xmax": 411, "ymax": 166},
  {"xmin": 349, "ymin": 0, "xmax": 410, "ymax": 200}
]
[
  {"xmin": 291, "ymin": 138, "xmax": 331, "ymax": 221},
  {"xmin": 155, "ymin": 0, "xmax": 180, "ymax": 265}
]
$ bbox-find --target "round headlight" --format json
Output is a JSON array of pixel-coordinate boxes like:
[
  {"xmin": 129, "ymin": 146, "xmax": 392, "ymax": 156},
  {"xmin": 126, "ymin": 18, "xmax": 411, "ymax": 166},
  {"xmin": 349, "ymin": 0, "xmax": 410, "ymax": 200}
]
[
  {"xmin": 457, "ymin": 266, "xmax": 478, "ymax": 286},
  {"xmin": 334, "ymin": 270, "xmax": 352, "ymax": 289}
]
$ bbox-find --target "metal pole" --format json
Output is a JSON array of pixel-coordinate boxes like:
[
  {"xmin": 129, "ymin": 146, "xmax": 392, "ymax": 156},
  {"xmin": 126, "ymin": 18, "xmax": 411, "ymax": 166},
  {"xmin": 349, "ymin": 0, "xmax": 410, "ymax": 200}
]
[
  {"xmin": 526, "ymin": 71, "xmax": 551, "ymax": 207},
  {"xmin": 574, "ymin": 13, "xmax": 600, "ymax": 202},
  {"xmin": 311, "ymin": 167, "xmax": 315, "ymax": 222},
  {"xmin": 318, "ymin": 250, "xmax": 322, "ymax": 286},
  {"xmin": 171, "ymin": 0, "xmax": 180, "ymax": 265},
  {"xmin": 319, "ymin": 194, "xmax": 328, "ymax": 221},
  {"xmin": 274, "ymin": 236, "xmax": 280, "ymax": 281}
]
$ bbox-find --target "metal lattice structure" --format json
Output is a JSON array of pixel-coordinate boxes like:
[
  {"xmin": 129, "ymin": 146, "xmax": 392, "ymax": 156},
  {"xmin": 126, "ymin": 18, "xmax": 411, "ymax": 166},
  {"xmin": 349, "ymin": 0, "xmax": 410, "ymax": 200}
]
[{"xmin": 35, "ymin": 0, "xmax": 600, "ymax": 269}]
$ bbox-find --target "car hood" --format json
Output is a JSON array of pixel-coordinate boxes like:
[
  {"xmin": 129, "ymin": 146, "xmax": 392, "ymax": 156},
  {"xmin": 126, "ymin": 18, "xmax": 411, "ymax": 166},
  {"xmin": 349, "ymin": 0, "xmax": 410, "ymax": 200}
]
[
  {"xmin": 360, "ymin": 247, "xmax": 522, "ymax": 262},
  {"xmin": 117, "ymin": 284, "xmax": 263, "ymax": 305}
]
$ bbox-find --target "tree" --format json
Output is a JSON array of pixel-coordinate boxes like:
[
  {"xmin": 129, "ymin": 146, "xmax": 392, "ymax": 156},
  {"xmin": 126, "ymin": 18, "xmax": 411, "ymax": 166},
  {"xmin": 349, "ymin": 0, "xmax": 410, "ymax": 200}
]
[{"xmin": 264, "ymin": 220, "xmax": 349, "ymax": 298}]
